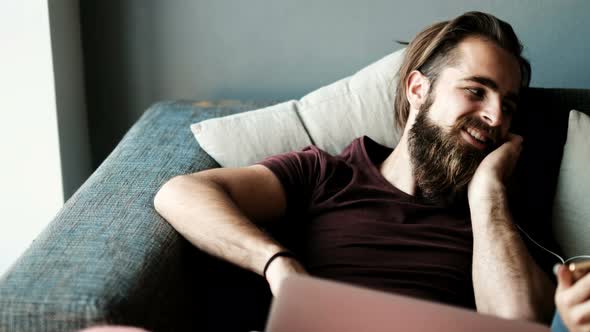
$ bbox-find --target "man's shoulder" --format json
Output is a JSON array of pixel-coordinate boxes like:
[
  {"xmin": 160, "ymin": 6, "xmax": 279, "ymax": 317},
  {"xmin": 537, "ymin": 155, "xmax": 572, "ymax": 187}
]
[
  {"xmin": 260, "ymin": 136, "xmax": 375, "ymax": 172},
  {"xmin": 338, "ymin": 135, "xmax": 393, "ymax": 165}
]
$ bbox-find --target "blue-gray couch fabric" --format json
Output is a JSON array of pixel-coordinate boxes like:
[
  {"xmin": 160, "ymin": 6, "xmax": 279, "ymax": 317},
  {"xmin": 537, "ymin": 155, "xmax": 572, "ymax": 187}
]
[
  {"xmin": 0, "ymin": 101, "xmax": 279, "ymax": 332},
  {"xmin": 1, "ymin": 90, "xmax": 590, "ymax": 331}
]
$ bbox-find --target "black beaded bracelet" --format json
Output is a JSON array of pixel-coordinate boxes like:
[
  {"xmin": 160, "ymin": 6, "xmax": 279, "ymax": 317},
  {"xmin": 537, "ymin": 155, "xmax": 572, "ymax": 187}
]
[{"xmin": 263, "ymin": 251, "xmax": 296, "ymax": 280}]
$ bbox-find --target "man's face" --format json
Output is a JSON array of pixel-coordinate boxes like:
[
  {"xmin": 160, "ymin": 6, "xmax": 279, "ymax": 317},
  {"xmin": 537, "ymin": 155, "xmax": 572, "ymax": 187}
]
[{"xmin": 408, "ymin": 36, "xmax": 522, "ymax": 204}]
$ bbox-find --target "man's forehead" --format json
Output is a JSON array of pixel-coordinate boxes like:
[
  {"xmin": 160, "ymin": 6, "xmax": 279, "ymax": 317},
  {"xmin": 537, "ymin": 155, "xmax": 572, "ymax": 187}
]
[{"xmin": 448, "ymin": 37, "xmax": 522, "ymax": 95}]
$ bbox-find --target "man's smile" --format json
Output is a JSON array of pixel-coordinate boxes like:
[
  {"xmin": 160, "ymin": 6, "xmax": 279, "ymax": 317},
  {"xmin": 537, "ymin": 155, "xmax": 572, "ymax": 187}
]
[{"xmin": 460, "ymin": 127, "xmax": 488, "ymax": 150}]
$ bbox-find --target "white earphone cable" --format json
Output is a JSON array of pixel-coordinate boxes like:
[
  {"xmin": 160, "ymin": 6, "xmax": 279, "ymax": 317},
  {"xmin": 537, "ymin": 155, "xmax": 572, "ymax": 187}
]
[
  {"xmin": 515, "ymin": 224, "xmax": 565, "ymax": 264},
  {"xmin": 515, "ymin": 224, "xmax": 590, "ymax": 265}
]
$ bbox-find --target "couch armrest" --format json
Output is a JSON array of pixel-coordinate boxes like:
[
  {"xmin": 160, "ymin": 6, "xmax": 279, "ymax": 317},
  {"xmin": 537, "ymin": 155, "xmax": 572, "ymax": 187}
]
[{"xmin": 0, "ymin": 100, "xmax": 278, "ymax": 332}]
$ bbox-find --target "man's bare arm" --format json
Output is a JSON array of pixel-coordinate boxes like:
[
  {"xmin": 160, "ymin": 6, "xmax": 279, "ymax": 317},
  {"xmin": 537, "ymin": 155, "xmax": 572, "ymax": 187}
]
[
  {"xmin": 468, "ymin": 134, "xmax": 555, "ymax": 322},
  {"xmin": 470, "ymin": 187, "xmax": 555, "ymax": 322},
  {"xmin": 153, "ymin": 165, "xmax": 307, "ymax": 295}
]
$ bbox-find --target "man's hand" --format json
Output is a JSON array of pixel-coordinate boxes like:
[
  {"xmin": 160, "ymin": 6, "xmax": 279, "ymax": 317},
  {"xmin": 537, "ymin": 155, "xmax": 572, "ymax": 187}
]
[
  {"xmin": 468, "ymin": 133, "xmax": 523, "ymax": 208},
  {"xmin": 265, "ymin": 256, "xmax": 308, "ymax": 296},
  {"xmin": 467, "ymin": 132, "xmax": 554, "ymax": 321},
  {"xmin": 555, "ymin": 265, "xmax": 590, "ymax": 332}
]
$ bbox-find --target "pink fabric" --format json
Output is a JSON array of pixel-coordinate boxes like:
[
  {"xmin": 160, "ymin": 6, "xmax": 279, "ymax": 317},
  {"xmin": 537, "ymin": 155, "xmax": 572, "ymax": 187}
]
[{"xmin": 78, "ymin": 326, "xmax": 150, "ymax": 332}]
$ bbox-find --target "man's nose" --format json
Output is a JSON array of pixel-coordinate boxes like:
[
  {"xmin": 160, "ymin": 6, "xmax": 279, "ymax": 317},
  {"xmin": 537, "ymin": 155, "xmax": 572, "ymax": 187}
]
[{"xmin": 480, "ymin": 98, "xmax": 503, "ymax": 127}]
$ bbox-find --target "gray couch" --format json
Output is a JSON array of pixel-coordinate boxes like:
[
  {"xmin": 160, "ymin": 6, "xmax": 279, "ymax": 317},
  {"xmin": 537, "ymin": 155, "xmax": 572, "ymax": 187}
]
[{"xmin": 1, "ymin": 90, "xmax": 589, "ymax": 331}]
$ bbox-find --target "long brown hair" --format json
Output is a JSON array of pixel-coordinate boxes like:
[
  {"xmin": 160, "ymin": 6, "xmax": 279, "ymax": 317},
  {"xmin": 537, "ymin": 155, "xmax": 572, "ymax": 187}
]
[{"xmin": 393, "ymin": 11, "xmax": 531, "ymax": 131}]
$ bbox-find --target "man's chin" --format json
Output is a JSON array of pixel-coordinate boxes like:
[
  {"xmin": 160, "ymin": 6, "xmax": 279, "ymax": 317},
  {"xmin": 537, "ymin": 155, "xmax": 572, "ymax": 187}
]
[{"xmin": 415, "ymin": 166, "xmax": 478, "ymax": 206}]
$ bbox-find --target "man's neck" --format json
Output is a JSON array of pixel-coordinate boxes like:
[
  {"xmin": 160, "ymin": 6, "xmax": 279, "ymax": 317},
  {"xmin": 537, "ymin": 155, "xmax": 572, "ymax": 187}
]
[{"xmin": 378, "ymin": 134, "xmax": 417, "ymax": 196}]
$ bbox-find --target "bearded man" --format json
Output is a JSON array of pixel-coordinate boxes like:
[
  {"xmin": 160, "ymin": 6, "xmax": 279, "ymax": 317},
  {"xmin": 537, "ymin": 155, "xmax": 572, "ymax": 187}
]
[{"xmin": 154, "ymin": 11, "xmax": 556, "ymax": 323}]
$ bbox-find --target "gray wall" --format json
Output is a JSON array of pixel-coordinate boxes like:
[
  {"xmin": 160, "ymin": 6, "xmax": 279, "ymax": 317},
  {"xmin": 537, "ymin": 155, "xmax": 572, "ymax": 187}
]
[
  {"xmin": 81, "ymin": 0, "xmax": 590, "ymax": 168},
  {"xmin": 49, "ymin": 0, "xmax": 92, "ymax": 200}
]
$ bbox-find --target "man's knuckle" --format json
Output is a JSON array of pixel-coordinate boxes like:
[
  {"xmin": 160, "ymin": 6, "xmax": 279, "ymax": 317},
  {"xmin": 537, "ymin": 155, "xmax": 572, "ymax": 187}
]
[
  {"xmin": 580, "ymin": 273, "xmax": 590, "ymax": 287},
  {"xmin": 555, "ymin": 292, "xmax": 568, "ymax": 307},
  {"xmin": 572, "ymin": 305, "xmax": 590, "ymax": 326},
  {"xmin": 571, "ymin": 309, "xmax": 585, "ymax": 325}
]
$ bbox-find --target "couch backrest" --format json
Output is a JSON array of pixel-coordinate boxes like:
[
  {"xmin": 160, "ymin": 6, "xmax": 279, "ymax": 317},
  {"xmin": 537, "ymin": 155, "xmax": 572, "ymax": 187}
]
[{"xmin": 509, "ymin": 88, "xmax": 590, "ymax": 269}]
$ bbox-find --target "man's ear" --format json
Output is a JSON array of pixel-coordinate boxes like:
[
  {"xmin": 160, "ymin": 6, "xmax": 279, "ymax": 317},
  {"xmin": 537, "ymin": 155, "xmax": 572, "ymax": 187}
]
[{"xmin": 406, "ymin": 70, "xmax": 430, "ymax": 111}]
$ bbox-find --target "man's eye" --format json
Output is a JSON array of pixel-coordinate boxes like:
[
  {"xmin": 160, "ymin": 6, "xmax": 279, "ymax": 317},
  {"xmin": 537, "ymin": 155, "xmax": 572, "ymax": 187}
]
[{"xmin": 466, "ymin": 88, "xmax": 484, "ymax": 98}]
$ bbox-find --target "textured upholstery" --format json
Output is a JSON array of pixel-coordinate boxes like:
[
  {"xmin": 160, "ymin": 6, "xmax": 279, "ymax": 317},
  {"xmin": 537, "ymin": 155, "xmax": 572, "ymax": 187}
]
[
  {"xmin": 0, "ymin": 89, "xmax": 589, "ymax": 331},
  {"xmin": 0, "ymin": 100, "xmax": 278, "ymax": 332}
]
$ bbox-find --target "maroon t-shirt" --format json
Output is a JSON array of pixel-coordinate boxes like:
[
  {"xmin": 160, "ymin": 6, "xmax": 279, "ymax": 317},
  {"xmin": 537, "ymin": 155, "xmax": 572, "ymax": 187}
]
[{"xmin": 258, "ymin": 136, "xmax": 476, "ymax": 308}]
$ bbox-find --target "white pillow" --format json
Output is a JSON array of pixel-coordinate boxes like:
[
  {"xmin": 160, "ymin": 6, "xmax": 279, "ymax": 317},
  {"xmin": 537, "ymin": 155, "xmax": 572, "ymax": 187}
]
[
  {"xmin": 191, "ymin": 48, "xmax": 405, "ymax": 167},
  {"xmin": 191, "ymin": 101, "xmax": 312, "ymax": 168},
  {"xmin": 552, "ymin": 110, "xmax": 590, "ymax": 258}
]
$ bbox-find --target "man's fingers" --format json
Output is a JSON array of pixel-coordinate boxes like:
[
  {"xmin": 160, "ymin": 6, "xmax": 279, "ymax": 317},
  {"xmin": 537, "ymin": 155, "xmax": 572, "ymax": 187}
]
[
  {"xmin": 569, "ymin": 299, "xmax": 590, "ymax": 326},
  {"xmin": 506, "ymin": 132, "xmax": 523, "ymax": 144},
  {"xmin": 557, "ymin": 264, "xmax": 575, "ymax": 289},
  {"xmin": 556, "ymin": 265, "xmax": 575, "ymax": 310},
  {"xmin": 568, "ymin": 272, "xmax": 590, "ymax": 305},
  {"xmin": 489, "ymin": 133, "xmax": 522, "ymax": 180},
  {"xmin": 503, "ymin": 133, "xmax": 523, "ymax": 155}
]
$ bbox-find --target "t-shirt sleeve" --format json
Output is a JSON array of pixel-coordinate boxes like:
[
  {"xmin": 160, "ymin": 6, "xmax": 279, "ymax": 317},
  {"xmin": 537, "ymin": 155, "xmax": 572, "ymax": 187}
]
[{"xmin": 256, "ymin": 145, "xmax": 326, "ymax": 216}]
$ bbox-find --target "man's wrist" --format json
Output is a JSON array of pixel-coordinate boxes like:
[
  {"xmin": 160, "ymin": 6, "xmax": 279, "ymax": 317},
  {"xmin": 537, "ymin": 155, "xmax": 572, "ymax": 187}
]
[
  {"xmin": 264, "ymin": 253, "xmax": 306, "ymax": 296},
  {"xmin": 468, "ymin": 180, "xmax": 511, "ymax": 227},
  {"xmin": 263, "ymin": 251, "xmax": 297, "ymax": 280},
  {"xmin": 468, "ymin": 178, "xmax": 507, "ymax": 209}
]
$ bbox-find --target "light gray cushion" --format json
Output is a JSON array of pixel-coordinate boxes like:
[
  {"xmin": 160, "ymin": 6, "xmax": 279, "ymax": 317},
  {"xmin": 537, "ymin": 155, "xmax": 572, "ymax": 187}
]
[
  {"xmin": 191, "ymin": 48, "xmax": 405, "ymax": 167},
  {"xmin": 552, "ymin": 110, "xmax": 590, "ymax": 258},
  {"xmin": 191, "ymin": 101, "xmax": 312, "ymax": 168}
]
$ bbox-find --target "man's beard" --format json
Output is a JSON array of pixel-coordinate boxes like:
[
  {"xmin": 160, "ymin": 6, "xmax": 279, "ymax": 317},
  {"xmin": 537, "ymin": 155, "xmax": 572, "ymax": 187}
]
[{"xmin": 407, "ymin": 94, "xmax": 499, "ymax": 205}]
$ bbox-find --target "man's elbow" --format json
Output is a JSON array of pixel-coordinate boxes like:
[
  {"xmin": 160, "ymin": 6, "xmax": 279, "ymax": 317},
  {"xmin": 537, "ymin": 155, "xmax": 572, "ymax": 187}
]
[{"xmin": 153, "ymin": 174, "xmax": 188, "ymax": 215}]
